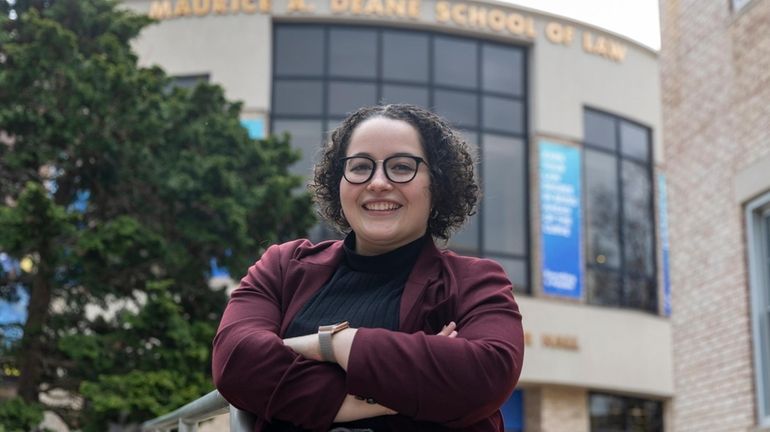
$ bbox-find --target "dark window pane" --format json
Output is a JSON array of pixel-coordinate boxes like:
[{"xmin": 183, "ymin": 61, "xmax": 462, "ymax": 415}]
[
  {"xmin": 170, "ymin": 74, "xmax": 209, "ymax": 89},
  {"xmin": 449, "ymin": 133, "xmax": 479, "ymax": 252},
  {"xmin": 585, "ymin": 149, "xmax": 621, "ymax": 268},
  {"xmin": 482, "ymin": 44, "xmax": 524, "ymax": 96},
  {"xmin": 483, "ymin": 96, "xmax": 524, "ymax": 134},
  {"xmin": 622, "ymin": 160, "xmax": 655, "ymax": 277},
  {"xmin": 275, "ymin": 27, "xmax": 324, "ymax": 76},
  {"xmin": 272, "ymin": 119, "xmax": 323, "ymax": 179},
  {"xmin": 434, "ymin": 36, "xmax": 478, "ymax": 89},
  {"xmin": 383, "ymin": 31, "xmax": 429, "ymax": 83},
  {"xmin": 451, "ymin": 212, "xmax": 479, "ymax": 252},
  {"xmin": 620, "ymin": 121, "xmax": 650, "ymax": 162},
  {"xmin": 273, "ymin": 80, "xmax": 323, "ymax": 115},
  {"xmin": 590, "ymin": 393, "xmax": 626, "ymax": 432},
  {"xmin": 493, "ymin": 256, "xmax": 528, "ymax": 292},
  {"xmin": 587, "ymin": 269, "xmax": 622, "ymax": 307},
  {"xmin": 381, "ymin": 84, "xmax": 429, "ymax": 108},
  {"xmin": 623, "ymin": 276, "xmax": 657, "ymax": 313},
  {"xmin": 434, "ymin": 89, "xmax": 478, "ymax": 128},
  {"xmin": 328, "ymin": 82, "xmax": 377, "ymax": 117},
  {"xmin": 585, "ymin": 110, "xmax": 616, "ymax": 150},
  {"xmin": 329, "ymin": 28, "xmax": 377, "ymax": 78},
  {"xmin": 590, "ymin": 393, "xmax": 663, "ymax": 432},
  {"xmin": 483, "ymin": 135, "xmax": 526, "ymax": 255}
]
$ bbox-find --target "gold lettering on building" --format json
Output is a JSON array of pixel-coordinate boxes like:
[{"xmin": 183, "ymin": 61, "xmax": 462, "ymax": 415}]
[
  {"xmin": 331, "ymin": 0, "xmax": 418, "ymax": 18},
  {"xmin": 212, "ymin": 0, "xmax": 228, "ymax": 14},
  {"xmin": 192, "ymin": 0, "xmax": 209, "ymax": 15},
  {"xmin": 545, "ymin": 21, "xmax": 574, "ymax": 45},
  {"xmin": 583, "ymin": 32, "xmax": 627, "ymax": 62},
  {"xmin": 149, "ymin": 0, "xmax": 173, "ymax": 19},
  {"xmin": 435, "ymin": 1, "xmax": 535, "ymax": 38},
  {"xmin": 288, "ymin": 0, "xmax": 313, "ymax": 12},
  {"xmin": 150, "ymin": 0, "xmax": 269, "ymax": 18},
  {"xmin": 385, "ymin": 0, "xmax": 406, "ymax": 16},
  {"xmin": 174, "ymin": 0, "xmax": 192, "ymax": 16},
  {"xmin": 541, "ymin": 334, "xmax": 579, "ymax": 351}
]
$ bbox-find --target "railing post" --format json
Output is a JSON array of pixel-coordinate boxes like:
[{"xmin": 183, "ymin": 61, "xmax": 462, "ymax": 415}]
[
  {"xmin": 229, "ymin": 405, "xmax": 257, "ymax": 432},
  {"xmin": 178, "ymin": 418, "xmax": 198, "ymax": 432}
]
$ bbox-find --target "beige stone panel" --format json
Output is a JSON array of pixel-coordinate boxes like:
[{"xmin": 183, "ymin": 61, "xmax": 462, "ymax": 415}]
[{"xmin": 517, "ymin": 296, "xmax": 674, "ymax": 397}]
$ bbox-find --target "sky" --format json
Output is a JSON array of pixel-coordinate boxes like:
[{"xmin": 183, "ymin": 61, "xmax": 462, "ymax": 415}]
[{"xmin": 502, "ymin": 0, "xmax": 662, "ymax": 50}]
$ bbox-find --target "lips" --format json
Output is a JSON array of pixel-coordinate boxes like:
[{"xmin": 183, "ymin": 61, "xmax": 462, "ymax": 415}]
[{"xmin": 362, "ymin": 201, "xmax": 402, "ymax": 211}]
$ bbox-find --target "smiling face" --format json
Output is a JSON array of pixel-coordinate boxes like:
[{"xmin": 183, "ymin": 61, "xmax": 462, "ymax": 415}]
[{"xmin": 340, "ymin": 116, "xmax": 431, "ymax": 256}]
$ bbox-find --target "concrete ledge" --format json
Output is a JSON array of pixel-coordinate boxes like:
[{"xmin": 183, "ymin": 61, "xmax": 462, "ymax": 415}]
[{"xmin": 735, "ymin": 151, "xmax": 770, "ymax": 204}]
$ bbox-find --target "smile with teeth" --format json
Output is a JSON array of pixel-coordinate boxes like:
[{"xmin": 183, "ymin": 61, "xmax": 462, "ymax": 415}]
[{"xmin": 363, "ymin": 201, "xmax": 402, "ymax": 211}]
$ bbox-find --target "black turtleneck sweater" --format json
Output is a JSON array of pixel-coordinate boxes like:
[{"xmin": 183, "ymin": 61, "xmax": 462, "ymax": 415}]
[
  {"xmin": 269, "ymin": 234, "xmax": 426, "ymax": 432},
  {"xmin": 284, "ymin": 232, "xmax": 425, "ymax": 339}
]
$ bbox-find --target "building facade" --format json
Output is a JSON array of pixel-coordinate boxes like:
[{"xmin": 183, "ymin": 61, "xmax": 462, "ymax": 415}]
[
  {"xmin": 123, "ymin": 0, "xmax": 673, "ymax": 430},
  {"xmin": 659, "ymin": 0, "xmax": 770, "ymax": 431}
]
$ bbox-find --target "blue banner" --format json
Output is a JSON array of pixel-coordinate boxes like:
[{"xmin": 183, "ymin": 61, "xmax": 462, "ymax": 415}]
[
  {"xmin": 540, "ymin": 141, "xmax": 583, "ymax": 299},
  {"xmin": 658, "ymin": 174, "xmax": 671, "ymax": 316},
  {"xmin": 241, "ymin": 118, "xmax": 265, "ymax": 139}
]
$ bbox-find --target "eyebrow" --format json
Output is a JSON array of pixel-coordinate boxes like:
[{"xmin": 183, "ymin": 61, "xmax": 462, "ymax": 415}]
[{"xmin": 348, "ymin": 152, "xmax": 422, "ymax": 158}]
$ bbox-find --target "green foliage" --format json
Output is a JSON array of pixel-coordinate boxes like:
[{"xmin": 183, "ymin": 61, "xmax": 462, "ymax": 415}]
[
  {"xmin": 0, "ymin": 398, "xmax": 44, "ymax": 432},
  {"xmin": 0, "ymin": 0, "xmax": 315, "ymax": 429}
]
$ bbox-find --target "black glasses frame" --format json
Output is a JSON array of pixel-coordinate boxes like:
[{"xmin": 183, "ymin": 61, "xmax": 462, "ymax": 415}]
[{"xmin": 340, "ymin": 155, "xmax": 428, "ymax": 184}]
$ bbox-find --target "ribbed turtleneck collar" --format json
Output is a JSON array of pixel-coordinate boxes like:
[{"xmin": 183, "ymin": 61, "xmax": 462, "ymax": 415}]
[{"xmin": 343, "ymin": 232, "xmax": 426, "ymax": 274}]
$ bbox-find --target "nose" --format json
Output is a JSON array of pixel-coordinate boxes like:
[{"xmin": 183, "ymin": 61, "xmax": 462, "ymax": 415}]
[{"xmin": 366, "ymin": 164, "xmax": 393, "ymax": 192}]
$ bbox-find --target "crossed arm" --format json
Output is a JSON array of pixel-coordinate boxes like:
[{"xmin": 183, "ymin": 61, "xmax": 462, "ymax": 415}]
[
  {"xmin": 213, "ymin": 242, "xmax": 523, "ymax": 430},
  {"xmin": 282, "ymin": 322, "xmax": 458, "ymax": 422}
]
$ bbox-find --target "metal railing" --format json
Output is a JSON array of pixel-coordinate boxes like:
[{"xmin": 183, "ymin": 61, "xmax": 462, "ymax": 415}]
[{"xmin": 141, "ymin": 390, "xmax": 256, "ymax": 432}]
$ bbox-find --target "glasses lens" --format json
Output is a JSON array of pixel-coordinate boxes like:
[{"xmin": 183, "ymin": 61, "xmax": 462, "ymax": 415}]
[
  {"xmin": 344, "ymin": 157, "xmax": 374, "ymax": 183},
  {"xmin": 385, "ymin": 157, "xmax": 419, "ymax": 183}
]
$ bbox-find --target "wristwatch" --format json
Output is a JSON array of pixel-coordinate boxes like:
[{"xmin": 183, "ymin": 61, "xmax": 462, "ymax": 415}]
[{"xmin": 318, "ymin": 321, "xmax": 350, "ymax": 363}]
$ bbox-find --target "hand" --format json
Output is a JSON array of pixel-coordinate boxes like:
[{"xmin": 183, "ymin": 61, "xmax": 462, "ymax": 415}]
[
  {"xmin": 334, "ymin": 394, "xmax": 397, "ymax": 422},
  {"xmin": 282, "ymin": 333, "xmax": 323, "ymax": 361},
  {"xmin": 437, "ymin": 321, "xmax": 458, "ymax": 338}
]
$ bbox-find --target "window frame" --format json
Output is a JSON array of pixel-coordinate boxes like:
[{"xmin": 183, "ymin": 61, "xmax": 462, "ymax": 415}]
[
  {"xmin": 270, "ymin": 22, "xmax": 531, "ymax": 293},
  {"xmin": 582, "ymin": 107, "xmax": 658, "ymax": 313},
  {"xmin": 588, "ymin": 391, "xmax": 664, "ymax": 432},
  {"xmin": 746, "ymin": 191, "xmax": 770, "ymax": 427}
]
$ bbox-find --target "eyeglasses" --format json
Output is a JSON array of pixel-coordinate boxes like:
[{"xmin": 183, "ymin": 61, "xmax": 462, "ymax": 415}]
[{"xmin": 340, "ymin": 155, "xmax": 428, "ymax": 184}]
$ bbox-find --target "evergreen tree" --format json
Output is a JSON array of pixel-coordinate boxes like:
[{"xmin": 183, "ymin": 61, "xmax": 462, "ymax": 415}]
[{"xmin": 0, "ymin": 0, "xmax": 314, "ymax": 428}]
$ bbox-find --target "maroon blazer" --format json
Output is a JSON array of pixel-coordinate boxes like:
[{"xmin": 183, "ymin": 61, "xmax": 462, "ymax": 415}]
[{"xmin": 212, "ymin": 237, "xmax": 524, "ymax": 431}]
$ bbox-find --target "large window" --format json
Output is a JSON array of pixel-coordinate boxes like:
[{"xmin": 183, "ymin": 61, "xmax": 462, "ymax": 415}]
[
  {"xmin": 747, "ymin": 191, "xmax": 770, "ymax": 427},
  {"xmin": 583, "ymin": 109, "xmax": 657, "ymax": 312},
  {"xmin": 272, "ymin": 24, "xmax": 529, "ymax": 292},
  {"xmin": 590, "ymin": 393, "xmax": 664, "ymax": 432}
]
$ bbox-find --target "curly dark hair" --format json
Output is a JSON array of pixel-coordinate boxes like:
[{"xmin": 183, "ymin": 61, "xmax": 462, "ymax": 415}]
[{"xmin": 310, "ymin": 104, "xmax": 480, "ymax": 240}]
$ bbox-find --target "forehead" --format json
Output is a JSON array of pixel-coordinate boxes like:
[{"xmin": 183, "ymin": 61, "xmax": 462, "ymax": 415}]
[{"xmin": 346, "ymin": 117, "xmax": 425, "ymax": 157}]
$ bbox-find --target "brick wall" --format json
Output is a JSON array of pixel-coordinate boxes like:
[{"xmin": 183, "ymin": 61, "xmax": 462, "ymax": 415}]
[
  {"xmin": 659, "ymin": 0, "xmax": 770, "ymax": 430},
  {"xmin": 524, "ymin": 386, "xmax": 588, "ymax": 432}
]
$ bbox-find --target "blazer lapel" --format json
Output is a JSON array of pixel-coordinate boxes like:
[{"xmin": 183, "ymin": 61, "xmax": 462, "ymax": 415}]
[
  {"xmin": 399, "ymin": 237, "xmax": 443, "ymax": 330},
  {"xmin": 279, "ymin": 240, "xmax": 344, "ymax": 336}
]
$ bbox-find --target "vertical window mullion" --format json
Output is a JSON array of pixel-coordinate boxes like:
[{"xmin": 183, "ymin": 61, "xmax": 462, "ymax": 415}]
[
  {"xmin": 477, "ymin": 41, "xmax": 485, "ymax": 256},
  {"xmin": 376, "ymin": 29, "xmax": 383, "ymax": 103},
  {"xmin": 747, "ymin": 195, "xmax": 770, "ymax": 425},
  {"xmin": 615, "ymin": 118, "xmax": 626, "ymax": 307},
  {"xmin": 322, "ymin": 26, "xmax": 330, "ymax": 127}
]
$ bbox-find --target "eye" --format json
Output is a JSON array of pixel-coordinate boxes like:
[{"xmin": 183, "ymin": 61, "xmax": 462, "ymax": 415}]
[
  {"xmin": 348, "ymin": 160, "xmax": 372, "ymax": 173},
  {"xmin": 391, "ymin": 163, "xmax": 416, "ymax": 173},
  {"xmin": 387, "ymin": 158, "xmax": 417, "ymax": 174}
]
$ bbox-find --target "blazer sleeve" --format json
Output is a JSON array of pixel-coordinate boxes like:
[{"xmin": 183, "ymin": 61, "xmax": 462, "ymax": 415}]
[
  {"xmin": 211, "ymin": 242, "xmax": 347, "ymax": 432},
  {"xmin": 345, "ymin": 258, "xmax": 524, "ymax": 427}
]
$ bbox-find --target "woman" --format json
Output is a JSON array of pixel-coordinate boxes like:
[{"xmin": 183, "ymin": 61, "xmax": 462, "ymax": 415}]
[{"xmin": 212, "ymin": 104, "xmax": 524, "ymax": 431}]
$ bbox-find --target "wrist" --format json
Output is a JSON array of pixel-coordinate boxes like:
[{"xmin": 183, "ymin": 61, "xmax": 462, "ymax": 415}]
[{"xmin": 318, "ymin": 321, "xmax": 350, "ymax": 362}]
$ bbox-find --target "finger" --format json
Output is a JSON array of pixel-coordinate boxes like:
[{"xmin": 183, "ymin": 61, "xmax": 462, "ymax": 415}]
[
  {"xmin": 437, "ymin": 321, "xmax": 457, "ymax": 336},
  {"xmin": 449, "ymin": 330, "xmax": 457, "ymax": 338}
]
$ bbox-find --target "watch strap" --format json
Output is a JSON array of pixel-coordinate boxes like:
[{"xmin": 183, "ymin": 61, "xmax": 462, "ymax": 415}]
[{"xmin": 318, "ymin": 321, "xmax": 349, "ymax": 362}]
